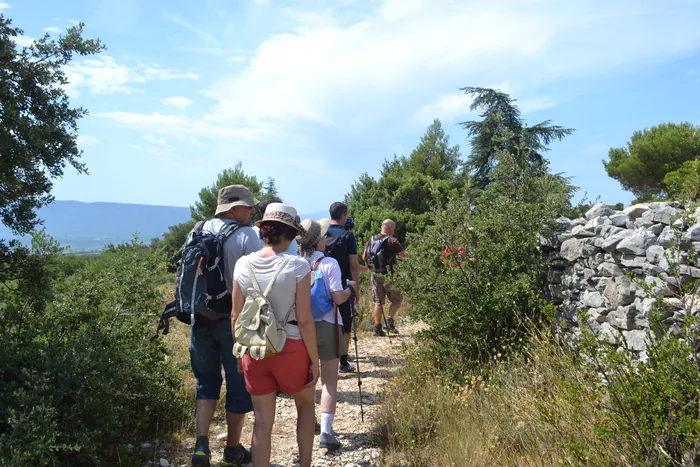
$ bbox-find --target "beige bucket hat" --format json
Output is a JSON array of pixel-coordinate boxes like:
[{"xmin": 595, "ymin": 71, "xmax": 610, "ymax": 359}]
[
  {"xmin": 297, "ymin": 218, "xmax": 331, "ymax": 246},
  {"xmin": 215, "ymin": 185, "xmax": 260, "ymax": 217}
]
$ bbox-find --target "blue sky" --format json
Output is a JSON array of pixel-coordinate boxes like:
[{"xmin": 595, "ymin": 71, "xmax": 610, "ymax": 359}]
[{"xmin": 4, "ymin": 0, "xmax": 700, "ymax": 214}]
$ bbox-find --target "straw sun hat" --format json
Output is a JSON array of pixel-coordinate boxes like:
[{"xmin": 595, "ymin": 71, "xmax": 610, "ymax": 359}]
[
  {"xmin": 297, "ymin": 218, "xmax": 331, "ymax": 246},
  {"xmin": 255, "ymin": 202, "xmax": 306, "ymax": 236}
]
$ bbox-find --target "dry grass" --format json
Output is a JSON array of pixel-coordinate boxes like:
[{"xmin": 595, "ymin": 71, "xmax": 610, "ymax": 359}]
[{"xmin": 372, "ymin": 332, "xmax": 624, "ymax": 467}]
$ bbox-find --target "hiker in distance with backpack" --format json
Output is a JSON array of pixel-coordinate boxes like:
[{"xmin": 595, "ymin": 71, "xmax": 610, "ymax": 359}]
[
  {"xmin": 298, "ymin": 218, "xmax": 357, "ymax": 451},
  {"xmin": 231, "ymin": 203, "xmax": 320, "ymax": 467},
  {"xmin": 363, "ymin": 219, "xmax": 408, "ymax": 336},
  {"xmin": 324, "ymin": 202, "xmax": 360, "ymax": 373},
  {"xmin": 186, "ymin": 185, "xmax": 263, "ymax": 467}
]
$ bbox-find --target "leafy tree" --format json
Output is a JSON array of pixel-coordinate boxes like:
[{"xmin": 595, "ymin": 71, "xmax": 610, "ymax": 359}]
[
  {"xmin": 264, "ymin": 176, "xmax": 278, "ymax": 197},
  {"xmin": 664, "ymin": 159, "xmax": 700, "ymax": 201},
  {"xmin": 460, "ymin": 87, "xmax": 573, "ymax": 188},
  {"xmin": 404, "ymin": 119, "xmax": 462, "ymax": 179},
  {"xmin": 603, "ymin": 122, "xmax": 700, "ymax": 201},
  {"xmin": 158, "ymin": 163, "xmax": 266, "ymax": 270},
  {"xmin": 189, "ymin": 162, "xmax": 265, "ymax": 221},
  {"xmin": 0, "ymin": 17, "xmax": 104, "ymax": 235},
  {"xmin": 396, "ymin": 88, "xmax": 574, "ymax": 381},
  {"xmin": 346, "ymin": 119, "xmax": 464, "ymax": 245}
]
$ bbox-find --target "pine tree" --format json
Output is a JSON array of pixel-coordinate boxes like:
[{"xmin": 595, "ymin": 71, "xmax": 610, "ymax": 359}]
[{"xmin": 264, "ymin": 177, "xmax": 278, "ymax": 197}]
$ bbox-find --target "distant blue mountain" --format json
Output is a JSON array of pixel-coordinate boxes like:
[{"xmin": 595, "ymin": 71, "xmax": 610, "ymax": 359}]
[
  {"xmin": 0, "ymin": 200, "xmax": 327, "ymax": 252},
  {"xmin": 0, "ymin": 200, "xmax": 191, "ymax": 252}
]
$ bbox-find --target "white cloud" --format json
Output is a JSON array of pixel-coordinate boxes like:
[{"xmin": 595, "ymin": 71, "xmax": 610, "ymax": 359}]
[
  {"xmin": 77, "ymin": 135, "xmax": 100, "ymax": 147},
  {"xmin": 44, "ymin": 27, "xmax": 62, "ymax": 34},
  {"xmin": 143, "ymin": 134, "xmax": 170, "ymax": 147},
  {"xmin": 129, "ymin": 143, "xmax": 173, "ymax": 158},
  {"xmin": 519, "ymin": 98, "xmax": 559, "ymax": 114},
  {"xmin": 96, "ymin": 111, "xmax": 276, "ymax": 142},
  {"xmin": 0, "ymin": 2, "xmax": 10, "ymax": 11},
  {"xmin": 392, "ymin": 144, "xmax": 406, "ymax": 155},
  {"xmin": 170, "ymin": 15, "xmax": 219, "ymax": 46},
  {"xmin": 63, "ymin": 56, "xmax": 199, "ymax": 97},
  {"xmin": 160, "ymin": 96, "xmax": 193, "ymax": 108},
  {"xmin": 378, "ymin": 0, "xmax": 423, "ymax": 21},
  {"xmin": 203, "ymin": 0, "xmax": 700, "ymax": 130},
  {"xmin": 13, "ymin": 36, "xmax": 34, "ymax": 47},
  {"xmin": 417, "ymin": 93, "xmax": 474, "ymax": 123}
]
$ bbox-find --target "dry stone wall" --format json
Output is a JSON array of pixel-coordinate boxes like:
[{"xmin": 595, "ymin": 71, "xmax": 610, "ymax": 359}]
[{"xmin": 543, "ymin": 202, "xmax": 700, "ymax": 360}]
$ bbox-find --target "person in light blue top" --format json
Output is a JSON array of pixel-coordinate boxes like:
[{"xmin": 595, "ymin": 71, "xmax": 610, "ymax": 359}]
[{"xmin": 252, "ymin": 196, "xmax": 298, "ymax": 255}]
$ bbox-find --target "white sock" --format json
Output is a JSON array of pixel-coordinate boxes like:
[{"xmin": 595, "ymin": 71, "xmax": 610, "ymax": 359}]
[{"xmin": 321, "ymin": 413, "xmax": 334, "ymax": 434}]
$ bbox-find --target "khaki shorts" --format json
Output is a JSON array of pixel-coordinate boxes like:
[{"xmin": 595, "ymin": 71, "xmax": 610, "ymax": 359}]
[
  {"xmin": 371, "ymin": 274, "xmax": 403, "ymax": 305},
  {"xmin": 315, "ymin": 320, "xmax": 345, "ymax": 361}
]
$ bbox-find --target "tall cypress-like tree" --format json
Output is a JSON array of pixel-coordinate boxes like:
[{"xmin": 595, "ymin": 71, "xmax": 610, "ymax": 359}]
[
  {"xmin": 264, "ymin": 177, "xmax": 278, "ymax": 197},
  {"xmin": 460, "ymin": 87, "xmax": 573, "ymax": 188}
]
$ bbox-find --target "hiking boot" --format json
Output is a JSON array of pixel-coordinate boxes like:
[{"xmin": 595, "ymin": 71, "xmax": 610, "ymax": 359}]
[
  {"xmin": 339, "ymin": 362, "xmax": 356, "ymax": 373},
  {"xmin": 191, "ymin": 437, "xmax": 211, "ymax": 467},
  {"xmin": 373, "ymin": 324, "xmax": 385, "ymax": 337},
  {"xmin": 386, "ymin": 317, "xmax": 399, "ymax": 334},
  {"xmin": 319, "ymin": 431, "xmax": 342, "ymax": 451},
  {"xmin": 222, "ymin": 444, "xmax": 252, "ymax": 467}
]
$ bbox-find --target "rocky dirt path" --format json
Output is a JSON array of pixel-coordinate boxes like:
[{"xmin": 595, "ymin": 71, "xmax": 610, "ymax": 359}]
[{"xmin": 174, "ymin": 321, "xmax": 418, "ymax": 467}]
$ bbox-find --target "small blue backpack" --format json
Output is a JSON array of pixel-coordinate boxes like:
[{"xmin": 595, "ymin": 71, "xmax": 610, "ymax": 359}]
[{"xmin": 310, "ymin": 257, "xmax": 335, "ymax": 319}]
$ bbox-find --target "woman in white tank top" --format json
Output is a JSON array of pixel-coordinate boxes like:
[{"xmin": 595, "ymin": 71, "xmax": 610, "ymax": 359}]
[{"xmin": 231, "ymin": 203, "xmax": 319, "ymax": 467}]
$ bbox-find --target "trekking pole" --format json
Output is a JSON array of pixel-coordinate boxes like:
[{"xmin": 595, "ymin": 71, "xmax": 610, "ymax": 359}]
[
  {"xmin": 381, "ymin": 310, "xmax": 393, "ymax": 345},
  {"xmin": 349, "ymin": 297, "xmax": 365, "ymax": 423}
]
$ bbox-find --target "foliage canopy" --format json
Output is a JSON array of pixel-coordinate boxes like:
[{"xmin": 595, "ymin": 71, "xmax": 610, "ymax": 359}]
[
  {"xmin": 0, "ymin": 17, "xmax": 104, "ymax": 235},
  {"xmin": 345, "ymin": 118, "xmax": 464, "ymax": 246},
  {"xmin": 603, "ymin": 122, "xmax": 700, "ymax": 201}
]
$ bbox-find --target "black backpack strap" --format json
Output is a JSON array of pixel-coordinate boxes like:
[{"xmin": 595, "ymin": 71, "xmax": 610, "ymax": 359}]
[
  {"xmin": 204, "ymin": 221, "xmax": 245, "ymax": 282},
  {"xmin": 151, "ymin": 300, "xmax": 178, "ymax": 340},
  {"xmin": 216, "ymin": 221, "xmax": 243, "ymax": 256}
]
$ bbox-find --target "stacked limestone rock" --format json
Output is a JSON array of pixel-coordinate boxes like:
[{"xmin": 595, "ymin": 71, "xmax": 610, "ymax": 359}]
[{"xmin": 543, "ymin": 202, "xmax": 700, "ymax": 359}]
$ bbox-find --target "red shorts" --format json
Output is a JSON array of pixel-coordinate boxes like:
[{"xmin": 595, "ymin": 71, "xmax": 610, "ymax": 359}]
[{"xmin": 241, "ymin": 339, "xmax": 312, "ymax": 396}]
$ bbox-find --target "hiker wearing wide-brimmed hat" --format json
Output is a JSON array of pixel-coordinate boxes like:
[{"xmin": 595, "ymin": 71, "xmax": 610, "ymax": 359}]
[
  {"xmin": 298, "ymin": 218, "xmax": 357, "ymax": 451},
  {"xmin": 231, "ymin": 203, "xmax": 320, "ymax": 467},
  {"xmin": 189, "ymin": 184, "xmax": 263, "ymax": 467}
]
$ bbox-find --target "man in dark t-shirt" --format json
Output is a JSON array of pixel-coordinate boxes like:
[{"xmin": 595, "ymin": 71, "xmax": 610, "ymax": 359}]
[
  {"xmin": 363, "ymin": 219, "xmax": 408, "ymax": 336},
  {"xmin": 325, "ymin": 202, "xmax": 360, "ymax": 372}
]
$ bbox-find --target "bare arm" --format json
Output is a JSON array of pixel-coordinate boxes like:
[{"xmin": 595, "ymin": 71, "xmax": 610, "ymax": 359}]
[
  {"xmin": 330, "ymin": 280, "xmax": 356, "ymax": 305},
  {"xmin": 295, "ymin": 273, "xmax": 320, "ymax": 387},
  {"xmin": 231, "ymin": 280, "xmax": 245, "ymax": 327},
  {"xmin": 232, "ymin": 281, "xmax": 246, "ymax": 373},
  {"xmin": 398, "ymin": 251, "xmax": 409, "ymax": 258}
]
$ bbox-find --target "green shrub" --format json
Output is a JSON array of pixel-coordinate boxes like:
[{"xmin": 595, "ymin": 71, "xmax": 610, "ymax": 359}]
[
  {"xmin": 394, "ymin": 181, "xmax": 567, "ymax": 382},
  {"xmin": 0, "ymin": 235, "xmax": 187, "ymax": 466}
]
